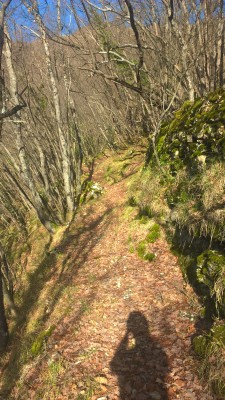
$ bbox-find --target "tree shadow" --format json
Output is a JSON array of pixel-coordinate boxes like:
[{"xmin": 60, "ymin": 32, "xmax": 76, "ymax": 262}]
[
  {"xmin": 110, "ymin": 311, "xmax": 169, "ymax": 400},
  {"xmin": 0, "ymin": 203, "xmax": 115, "ymax": 398}
]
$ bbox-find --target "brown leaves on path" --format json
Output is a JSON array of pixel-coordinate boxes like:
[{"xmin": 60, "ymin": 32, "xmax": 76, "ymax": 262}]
[{"xmin": 4, "ymin": 155, "xmax": 214, "ymax": 400}]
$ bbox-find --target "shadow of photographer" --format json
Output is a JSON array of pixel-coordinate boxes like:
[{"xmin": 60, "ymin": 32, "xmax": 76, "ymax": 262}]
[{"xmin": 110, "ymin": 311, "xmax": 169, "ymax": 400}]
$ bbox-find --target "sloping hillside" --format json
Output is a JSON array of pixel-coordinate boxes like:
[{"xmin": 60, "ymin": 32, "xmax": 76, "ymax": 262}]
[{"xmin": 0, "ymin": 150, "xmax": 213, "ymax": 400}]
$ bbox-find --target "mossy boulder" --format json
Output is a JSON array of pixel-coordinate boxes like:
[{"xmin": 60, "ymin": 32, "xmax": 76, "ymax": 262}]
[
  {"xmin": 177, "ymin": 249, "xmax": 225, "ymax": 317},
  {"xmin": 196, "ymin": 250, "xmax": 225, "ymax": 288},
  {"xmin": 148, "ymin": 90, "xmax": 225, "ymax": 173}
]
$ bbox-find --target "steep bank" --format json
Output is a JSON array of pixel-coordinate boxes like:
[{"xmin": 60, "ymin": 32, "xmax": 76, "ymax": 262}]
[{"xmin": 138, "ymin": 90, "xmax": 225, "ymax": 398}]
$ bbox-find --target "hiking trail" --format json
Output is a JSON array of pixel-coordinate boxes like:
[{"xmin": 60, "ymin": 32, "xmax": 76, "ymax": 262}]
[{"xmin": 6, "ymin": 153, "xmax": 213, "ymax": 400}]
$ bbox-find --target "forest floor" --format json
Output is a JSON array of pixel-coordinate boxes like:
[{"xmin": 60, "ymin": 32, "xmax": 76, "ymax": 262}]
[{"xmin": 0, "ymin": 150, "xmax": 214, "ymax": 400}]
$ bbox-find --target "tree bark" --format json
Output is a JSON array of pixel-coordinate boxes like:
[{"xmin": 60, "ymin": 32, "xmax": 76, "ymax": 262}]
[{"xmin": 0, "ymin": 248, "xmax": 9, "ymax": 353}]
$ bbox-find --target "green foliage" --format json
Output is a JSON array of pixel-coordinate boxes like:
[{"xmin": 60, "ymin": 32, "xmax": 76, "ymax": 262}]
[
  {"xmin": 127, "ymin": 196, "xmax": 137, "ymax": 207},
  {"xmin": 47, "ymin": 360, "xmax": 63, "ymax": 385},
  {"xmin": 144, "ymin": 252, "xmax": 156, "ymax": 261},
  {"xmin": 136, "ymin": 241, "xmax": 155, "ymax": 262},
  {"xmin": 136, "ymin": 241, "xmax": 146, "ymax": 258},
  {"xmin": 193, "ymin": 335, "xmax": 209, "ymax": 357},
  {"xmin": 177, "ymin": 249, "xmax": 225, "ymax": 318},
  {"xmin": 196, "ymin": 251, "xmax": 225, "ymax": 316},
  {"xmin": 31, "ymin": 325, "xmax": 55, "ymax": 357},
  {"xmin": 146, "ymin": 224, "xmax": 160, "ymax": 243},
  {"xmin": 148, "ymin": 90, "xmax": 225, "ymax": 174},
  {"xmin": 142, "ymin": 90, "xmax": 225, "ymax": 398}
]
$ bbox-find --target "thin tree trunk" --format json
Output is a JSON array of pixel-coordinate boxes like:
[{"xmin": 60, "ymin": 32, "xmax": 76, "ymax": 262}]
[
  {"xmin": 39, "ymin": 24, "xmax": 74, "ymax": 219},
  {"xmin": 0, "ymin": 248, "xmax": 8, "ymax": 352},
  {"xmin": 4, "ymin": 28, "xmax": 55, "ymax": 233}
]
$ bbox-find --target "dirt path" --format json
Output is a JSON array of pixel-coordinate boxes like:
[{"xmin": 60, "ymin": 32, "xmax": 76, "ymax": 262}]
[{"xmin": 13, "ymin": 156, "xmax": 213, "ymax": 400}]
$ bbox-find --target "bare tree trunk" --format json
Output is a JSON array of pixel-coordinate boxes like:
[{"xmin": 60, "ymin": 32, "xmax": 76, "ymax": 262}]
[
  {"xmin": 0, "ymin": 247, "xmax": 8, "ymax": 352},
  {"xmin": 39, "ymin": 25, "xmax": 74, "ymax": 217},
  {"xmin": 4, "ymin": 28, "xmax": 55, "ymax": 233},
  {"xmin": 0, "ymin": 0, "xmax": 12, "ymax": 138}
]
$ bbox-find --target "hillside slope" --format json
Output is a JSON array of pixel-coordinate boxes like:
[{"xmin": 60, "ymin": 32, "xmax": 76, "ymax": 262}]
[{"xmin": 0, "ymin": 151, "xmax": 213, "ymax": 400}]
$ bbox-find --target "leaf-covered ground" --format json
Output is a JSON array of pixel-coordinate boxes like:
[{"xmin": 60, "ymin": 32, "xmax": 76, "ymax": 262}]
[{"xmin": 0, "ymin": 152, "xmax": 213, "ymax": 400}]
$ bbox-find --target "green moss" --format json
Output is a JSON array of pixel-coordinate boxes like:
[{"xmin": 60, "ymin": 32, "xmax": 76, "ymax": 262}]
[
  {"xmin": 196, "ymin": 250, "xmax": 225, "ymax": 288},
  {"xmin": 137, "ymin": 241, "xmax": 146, "ymax": 258},
  {"xmin": 31, "ymin": 325, "xmax": 55, "ymax": 357},
  {"xmin": 144, "ymin": 252, "xmax": 155, "ymax": 262},
  {"xmin": 136, "ymin": 241, "xmax": 155, "ymax": 262},
  {"xmin": 129, "ymin": 245, "xmax": 135, "ymax": 253},
  {"xmin": 146, "ymin": 224, "xmax": 160, "ymax": 243},
  {"xmin": 80, "ymin": 181, "xmax": 103, "ymax": 204},
  {"xmin": 147, "ymin": 89, "xmax": 225, "ymax": 173}
]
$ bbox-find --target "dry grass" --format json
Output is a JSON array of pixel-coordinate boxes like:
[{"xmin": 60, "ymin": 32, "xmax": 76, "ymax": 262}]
[
  {"xmin": 127, "ymin": 167, "xmax": 170, "ymax": 222},
  {"xmin": 201, "ymin": 163, "xmax": 225, "ymax": 211},
  {"xmin": 166, "ymin": 163, "xmax": 225, "ymax": 240},
  {"xmin": 200, "ymin": 337, "xmax": 225, "ymax": 397}
]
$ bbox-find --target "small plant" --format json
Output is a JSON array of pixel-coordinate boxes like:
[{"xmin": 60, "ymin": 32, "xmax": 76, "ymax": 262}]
[
  {"xmin": 146, "ymin": 223, "xmax": 161, "ymax": 243},
  {"xmin": 144, "ymin": 252, "xmax": 156, "ymax": 261},
  {"xmin": 138, "ymin": 215, "xmax": 149, "ymax": 224},
  {"xmin": 129, "ymin": 244, "xmax": 135, "ymax": 253},
  {"xmin": 77, "ymin": 376, "xmax": 100, "ymax": 400},
  {"xmin": 136, "ymin": 241, "xmax": 155, "ymax": 262},
  {"xmin": 47, "ymin": 360, "xmax": 63, "ymax": 385},
  {"xmin": 80, "ymin": 300, "xmax": 91, "ymax": 314},
  {"xmin": 127, "ymin": 196, "xmax": 137, "ymax": 207},
  {"xmin": 137, "ymin": 241, "xmax": 146, "ymax": 258}
]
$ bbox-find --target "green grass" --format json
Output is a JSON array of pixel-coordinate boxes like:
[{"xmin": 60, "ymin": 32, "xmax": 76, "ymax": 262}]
[
  {"xmin": 136, "ymin": 241, "xmax": 155, "ymax": 262},
  {"xmin": 80, "ymin": 300, "xmax": 91, "ymax": 314},
  {"xmin": 144, "ymin": 252, "xmax": 156, "ymax": 261},
  {"xmin": 146, "ymin": 223, "xmax": 160, "ymax": 243}
]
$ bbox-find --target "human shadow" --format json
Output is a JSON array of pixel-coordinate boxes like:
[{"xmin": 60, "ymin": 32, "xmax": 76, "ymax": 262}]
[{"xmin": 110, "ymin": 311, "xmax": 169, "ymax": 400}]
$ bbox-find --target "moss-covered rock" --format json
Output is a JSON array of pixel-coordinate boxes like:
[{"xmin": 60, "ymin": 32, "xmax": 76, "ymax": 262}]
[
  {"xmin": 149, "ymin": 90, "xmax": 225, "ymax": 173},
  {"xmin": 80, "ymin": 181, "xmax": 103, "ymax": 204},
  {"xmin": 31, "ymin": 325, "xmax": 55, "ymax": 357},
  {"xmin": 177, "ymin": 249, "xmax": 225, "ymax": 317},
  {"xmin": 196, "ymin": 250, "xmax": 225, "ymax": 287}
]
